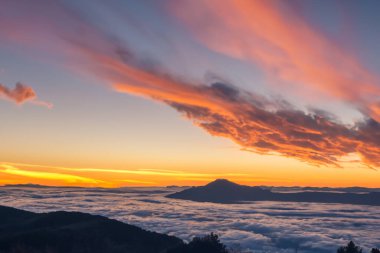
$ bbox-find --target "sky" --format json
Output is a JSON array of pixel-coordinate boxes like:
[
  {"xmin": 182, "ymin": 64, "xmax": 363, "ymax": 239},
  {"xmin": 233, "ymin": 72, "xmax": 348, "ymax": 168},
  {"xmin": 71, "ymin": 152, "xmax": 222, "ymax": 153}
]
[{"xmin": 0, "ymin": 0, "xmax": 380, "ymax": 187}]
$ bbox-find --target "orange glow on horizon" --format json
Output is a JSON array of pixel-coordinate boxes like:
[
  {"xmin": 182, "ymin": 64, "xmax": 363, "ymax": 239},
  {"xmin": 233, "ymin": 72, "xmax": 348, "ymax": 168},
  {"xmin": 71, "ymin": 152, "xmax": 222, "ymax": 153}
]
[{"xmin": 1, "ymin": 161, "xmax": 379, "ymax": 188}]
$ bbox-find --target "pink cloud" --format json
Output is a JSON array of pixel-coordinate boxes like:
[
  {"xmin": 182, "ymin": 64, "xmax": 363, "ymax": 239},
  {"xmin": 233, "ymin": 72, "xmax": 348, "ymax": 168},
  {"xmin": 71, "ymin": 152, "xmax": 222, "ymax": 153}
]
[
  {"xmin": 0, "ymin": 82, "xmax": 52, "ymax": 108},
  {"xmin": 167, "ymin": 0, "xmax": 380, "ymax": 122}
]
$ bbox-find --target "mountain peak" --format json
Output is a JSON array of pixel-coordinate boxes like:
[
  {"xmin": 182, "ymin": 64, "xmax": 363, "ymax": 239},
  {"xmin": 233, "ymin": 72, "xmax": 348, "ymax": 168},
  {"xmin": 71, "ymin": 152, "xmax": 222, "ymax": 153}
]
[
  {"xmin": 206, "ymin": 179, "xmax": 239, "ymax": 188},
  {"xmin": 166, "ymin": 179, "xmax": 265, "ymax": 203},
  {"xmin": 167, "ymin": 179, "xmax": 380, "ymax": 205}
]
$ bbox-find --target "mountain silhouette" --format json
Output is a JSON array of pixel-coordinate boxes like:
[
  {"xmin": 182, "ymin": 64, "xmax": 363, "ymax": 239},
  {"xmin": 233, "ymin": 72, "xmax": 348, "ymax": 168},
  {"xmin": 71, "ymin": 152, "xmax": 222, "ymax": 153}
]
[
  {"xmin": 167, "ymin": 179, "xmax": 380, "ymax": 205},
  {"xmin": 166, "ymin": 179, "xmax": 273, "ymax": 203}
]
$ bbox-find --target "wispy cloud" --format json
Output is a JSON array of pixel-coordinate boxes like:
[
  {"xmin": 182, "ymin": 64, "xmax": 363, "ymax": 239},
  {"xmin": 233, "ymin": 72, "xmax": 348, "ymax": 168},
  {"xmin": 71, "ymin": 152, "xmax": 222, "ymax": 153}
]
[
  {"xmin": 0, "ymin": 82, "xmax": 52, "ymax": 108},
  {"xmin": 0, "ymin": 164, "xmax": 102, "ymax": 185},
  {"xmin": 167, "ymin": 0, "xmax": 380, "ymax": 122},
  {"xmin": 118, "ymin": 179, "xmax": 156, "ymax": 185},
  {"xmin": 1, "ymin": 162, "xmax": 247, "ymax": 180}
]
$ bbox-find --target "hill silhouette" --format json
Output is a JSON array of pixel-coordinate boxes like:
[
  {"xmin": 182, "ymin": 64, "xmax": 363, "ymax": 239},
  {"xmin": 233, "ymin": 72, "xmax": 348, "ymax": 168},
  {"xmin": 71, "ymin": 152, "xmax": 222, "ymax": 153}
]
[
  {"xmin": 167, "ymin": 179, "xmax": 380, "ymax": 205},
  {"xmin": 0, "ymin": 205, "xmax": 240, "ymax": 253},
  {"xmin": 0, "ymin": 205, "xmax": 183, "ymax": 253}
]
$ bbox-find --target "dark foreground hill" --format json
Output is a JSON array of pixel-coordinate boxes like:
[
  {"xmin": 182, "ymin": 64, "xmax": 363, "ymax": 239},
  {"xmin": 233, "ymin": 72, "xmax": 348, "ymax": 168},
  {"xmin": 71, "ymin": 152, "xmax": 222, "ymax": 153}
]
[
  {"xmin": 0, "ymin": 205, "xmax": 235, "ymax": 253},
  {"xmin": 0, "ymin": 205, "xmax": 184, "ymax": 253},
  {"xmin": 0, "ymin": 206, "xmax": 379, "ymax": 253},
  {"xmin": 166, "ymin": 179, "xmax": 380, "ymax": 205}
]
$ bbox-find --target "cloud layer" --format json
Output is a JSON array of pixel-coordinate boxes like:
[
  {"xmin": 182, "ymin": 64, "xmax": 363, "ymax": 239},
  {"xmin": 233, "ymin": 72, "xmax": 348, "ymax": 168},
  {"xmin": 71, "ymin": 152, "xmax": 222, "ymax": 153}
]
[{"xmin": 1, "ymin": 186, "xmax": 379, "ymax": 253}]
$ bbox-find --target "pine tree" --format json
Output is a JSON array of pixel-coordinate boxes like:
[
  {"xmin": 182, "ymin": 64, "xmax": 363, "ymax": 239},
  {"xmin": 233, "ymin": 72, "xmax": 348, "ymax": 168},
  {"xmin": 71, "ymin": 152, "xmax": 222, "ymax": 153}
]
[{"xmin": 337, "ymin": 241, "xmax": 363, "ymax": 253}]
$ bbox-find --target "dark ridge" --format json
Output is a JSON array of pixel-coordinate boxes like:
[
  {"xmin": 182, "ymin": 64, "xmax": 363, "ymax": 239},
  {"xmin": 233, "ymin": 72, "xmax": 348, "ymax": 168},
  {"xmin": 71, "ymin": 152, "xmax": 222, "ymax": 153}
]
[
  {"xmin": 0, "ymin": 205, "xmax": 36, "ymax": 225},
  {"xmin": 166, "ymin": 179, "xmax": 380, "ymax": 205},
  {"xmin": 3, "ymin": 184, "xmax": 53, "ymax": 188},
  {"xmin": 0, "ymin": 205, "xmax": 236, "ymax": 253},
  {"xmin": 0, "ymin": 205, "xmax": 182, "ymax": 253},
  {"xmin": 2, "ymin": 184, "xmax": 85, "ymax": 189}
]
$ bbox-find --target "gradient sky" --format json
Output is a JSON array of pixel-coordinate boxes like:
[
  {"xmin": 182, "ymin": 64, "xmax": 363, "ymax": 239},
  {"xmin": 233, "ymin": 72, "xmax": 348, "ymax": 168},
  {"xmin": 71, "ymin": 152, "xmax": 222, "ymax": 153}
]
[{"xmin": 1, "ymin": 0, "xmax": 380, "ymax": 187}]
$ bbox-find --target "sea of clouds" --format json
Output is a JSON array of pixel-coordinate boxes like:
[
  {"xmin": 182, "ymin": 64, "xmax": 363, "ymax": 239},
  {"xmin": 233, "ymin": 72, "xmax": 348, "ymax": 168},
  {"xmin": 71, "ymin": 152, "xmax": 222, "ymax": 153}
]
[{"xmin": 1, "ymin": 185, "xmax": 379, "ymax": 253}]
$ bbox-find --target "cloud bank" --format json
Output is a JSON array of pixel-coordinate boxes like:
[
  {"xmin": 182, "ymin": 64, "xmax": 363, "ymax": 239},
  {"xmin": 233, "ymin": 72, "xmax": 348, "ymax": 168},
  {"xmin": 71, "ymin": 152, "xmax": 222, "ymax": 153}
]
[
  {"xmin": 1, "ymin": 186, "xmax": 379, "ymax": 253},
  {"xmin": 1, "ymin": 0, "xmax": 380, "ymax": 167}
]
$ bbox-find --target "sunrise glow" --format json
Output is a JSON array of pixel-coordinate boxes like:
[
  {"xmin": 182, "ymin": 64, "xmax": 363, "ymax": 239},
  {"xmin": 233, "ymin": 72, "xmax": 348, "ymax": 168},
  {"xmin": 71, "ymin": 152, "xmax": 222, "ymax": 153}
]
[{"xmin": 0, "ymin": 0, "xmax": 379, "ymax": 188}]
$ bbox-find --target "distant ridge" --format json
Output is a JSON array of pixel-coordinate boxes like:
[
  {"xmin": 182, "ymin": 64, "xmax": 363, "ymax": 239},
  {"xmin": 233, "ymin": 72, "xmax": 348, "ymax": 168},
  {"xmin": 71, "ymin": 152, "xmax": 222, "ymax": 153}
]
[
  {"xmin": 167, "ymin": 179, "xmax": 380, "ymax": 205},
  {"xmin": 2, "ymin": 183, "xmax": 84, "ymax": 189},
  {"xmin": 3, "ymin": 183, "xmax": 51, "ymax": 188}
]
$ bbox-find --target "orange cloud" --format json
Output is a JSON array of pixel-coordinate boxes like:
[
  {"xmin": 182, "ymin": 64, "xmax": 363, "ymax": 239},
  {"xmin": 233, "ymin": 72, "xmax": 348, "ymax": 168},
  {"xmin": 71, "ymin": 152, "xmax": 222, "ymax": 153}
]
[
  {"xmin": 0, "ymin": 82, "xmax": 35, "ymax": 103},
  {"xmin": 70, "ymin": 37, "xmax": 380, "ymax": 167},
  {"xmin": 0, "ymin": 82, "xmax": 52, "ymax": 108},
  {"xmin": 167, "ymin": 0, "xmax": 380, "ymax": 122}
]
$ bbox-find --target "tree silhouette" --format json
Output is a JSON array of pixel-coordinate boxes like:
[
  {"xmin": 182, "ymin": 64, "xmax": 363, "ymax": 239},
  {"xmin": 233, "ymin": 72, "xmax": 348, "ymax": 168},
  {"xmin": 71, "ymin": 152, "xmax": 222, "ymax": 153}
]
[
  {"xmin": 188, "ymin": 233, "xmax": 229, "ymax": 253},
  {"xmin": 168, "ymin": 233, "xmax": 230, "ymax": 253},
  {"xmin": 337, "ymin": 241, "xmax": 363, "ymax": 253},
  {"xmin": 371, "ymin": 248, "xmax": 380, "ymax": 253}
]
